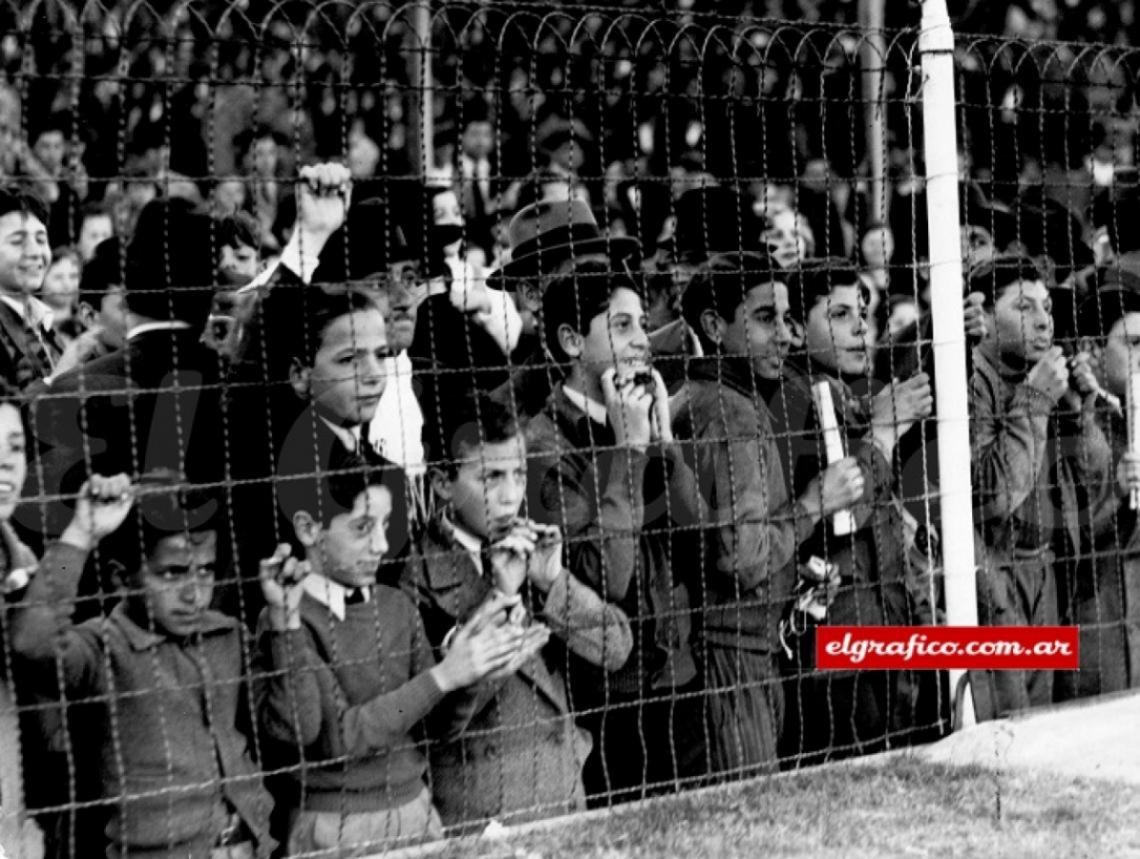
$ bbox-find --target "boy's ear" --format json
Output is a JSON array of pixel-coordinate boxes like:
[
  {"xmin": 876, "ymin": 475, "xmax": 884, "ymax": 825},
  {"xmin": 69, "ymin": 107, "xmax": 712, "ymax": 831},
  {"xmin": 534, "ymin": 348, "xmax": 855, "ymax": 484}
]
[
  {"xmin": 289, "ymin": 358, "xmax": 310, "ymax": 399},
  {"xmin": 292, "ymin": 511, "xmax": 320, "ymax": 548},
  {"xmin": 557, "ymin": 323, "xmax": 583, "ymax": 360},
  {"xmin": 429, "ymin": 466, "xmax": 453, "ymax": 505},
  {"xmin": 699, "ymin": 308, "xmax": 726, "ymax": 347},
  {"xmin": 111, "ymin": 560, "xmax": 133, "ymax": 593}
]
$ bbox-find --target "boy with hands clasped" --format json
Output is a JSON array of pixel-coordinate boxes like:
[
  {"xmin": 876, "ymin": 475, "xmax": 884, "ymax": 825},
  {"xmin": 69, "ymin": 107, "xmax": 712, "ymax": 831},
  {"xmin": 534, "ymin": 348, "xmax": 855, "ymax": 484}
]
[
  {"xmin": 403, "ymin": 394, "xmax": 632, "ymax": 828},
  {"xmin": 526, "ymin": 258, "xmax": 708, "ymax": 801},
  {"xmin": 252, "ymin": 458, "xmax": 535, "ymax": 857},
  {"xmin": 968, "ymin": 255, "xmax": 1112, "ymax": 719}
]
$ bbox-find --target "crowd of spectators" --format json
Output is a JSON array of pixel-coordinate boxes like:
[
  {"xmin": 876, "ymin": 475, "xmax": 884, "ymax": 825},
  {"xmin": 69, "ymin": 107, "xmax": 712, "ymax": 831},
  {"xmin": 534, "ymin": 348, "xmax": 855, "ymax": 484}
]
[{"xmin": 0, "ymin": 1, "xmax": 1137, "ymax": 858}]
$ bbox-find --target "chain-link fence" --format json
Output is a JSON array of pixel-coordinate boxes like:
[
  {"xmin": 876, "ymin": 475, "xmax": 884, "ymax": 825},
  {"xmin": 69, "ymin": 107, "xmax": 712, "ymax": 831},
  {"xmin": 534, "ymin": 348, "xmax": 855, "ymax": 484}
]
[{"xmin": 0, "ymin": 1, "xmax": 1136, "ymax": 857}]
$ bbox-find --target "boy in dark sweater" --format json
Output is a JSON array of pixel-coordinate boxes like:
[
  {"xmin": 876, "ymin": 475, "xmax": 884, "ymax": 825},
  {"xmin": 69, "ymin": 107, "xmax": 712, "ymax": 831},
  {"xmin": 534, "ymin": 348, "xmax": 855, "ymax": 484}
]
[
  {"xmin": 526, "ymin": 259, "xmax": 708, "ymax": 802},
  {"xmin": 254, "ymin": 455, "xmax": 532, "ymax": 856},
  {"xmin": 11, "ymin": 471, "xmax": 277, "ymax": 859},
  {"xmin": 674, "ymin": 253, "xmax": 866, "ymax": 774}
]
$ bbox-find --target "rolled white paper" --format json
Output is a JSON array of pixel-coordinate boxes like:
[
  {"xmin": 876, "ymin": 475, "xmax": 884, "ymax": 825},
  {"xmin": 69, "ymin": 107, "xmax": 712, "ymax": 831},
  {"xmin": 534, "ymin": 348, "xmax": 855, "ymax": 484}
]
[
  {"xmin": 812, "ymin": 380, "xmax": 856, "ymax": 536},
  {"xmin": 1130, "ymin": 375, "xmax": 1140, "ymax": 511}
]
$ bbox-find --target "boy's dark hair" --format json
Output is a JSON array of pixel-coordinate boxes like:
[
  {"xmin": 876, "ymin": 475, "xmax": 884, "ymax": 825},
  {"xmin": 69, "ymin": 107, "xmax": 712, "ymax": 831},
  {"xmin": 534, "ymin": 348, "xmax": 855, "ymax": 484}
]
[
  {"xmin": 51, "ymin": 244, "xmax": 80, "ymax": 267},
  {"xmin": 33, "ymin": 112, "xmax": 70, "ymax": 139},
  {"xmin": 967, "ymin": 254, "xmax": 1048, "ymax": 310},
  {"xmin": 428, "ymin": 392, "xmax": 524, "ymax": 477},
  {"xmin": 785, "ymin": 258, "xmax": 868, "ymax": 324},
  {"xmin": 217, "ymin": 211, "xmax": 262, "ymax": 253},
  {"xmin": 681, "ymin": 252, "xmax": 787, "ymax": 352},
  {"xmin": 262, "ymin": 285, "xmax": 381, "ymax": 382},
  {"xmin": 542, "ymin": 258, "xmax": 644, "ymax": 364},
  {"xmin": 133, "ymin": 469, "xmax": 222, "ymax": 563},
  {"xmin": 79, "ymin": 236, "xmax": 124, "ymax": 302},
  {"xmin": 277, "ymin": 450, "xmax": 410, "ymax": 562},
  {"xmin": 77, "ymin": 200, "xmax": 111, "ymax": 229},
  {"xmin": 0, "ymin": 186, "xmax": 48, "ymax": 226}
]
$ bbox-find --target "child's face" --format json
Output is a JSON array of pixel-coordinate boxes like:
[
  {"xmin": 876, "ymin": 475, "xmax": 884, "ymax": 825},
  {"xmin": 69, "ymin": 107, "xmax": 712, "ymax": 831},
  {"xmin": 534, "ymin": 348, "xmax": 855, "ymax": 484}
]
[
  {"xmin": 432, "ymin": 191, "xmax": 463, "ymax": 228},
  {"xmin": 440, "ymin": 435, "xmax": 527, "ymax": 540},
  {"xmin": 42, "ymin": 256, "xmax": 80, "ymax": 309},
  {"xmin": 720, "ymin": 281, "xmax": 794, "ymax": 380},
  {"xmin": 303, "ymin": 308, "xmax": 390, "ymax": 426},
  {"xmin": 577, "ymin": 286, "xmax": 651, "ymax": 386},
  {"xmin": 462, "ymin": 121, "xmax": 493, "ymax": 160},
  {"xmin": 33, "ymin": 130, "xmax": 66, "ymax": 174},
  {"xmin": 251, "ymin": 137, "xmax": 279, "ymax": 177},
  {"xmin": 803, "ymin": 283, "xmax": 872, "ymax": 376},
  {"xmin": 0, "ymin": 211, "xmax": 50, "ymax": 296},
  {"xmin": 138, "ymin": 531, "xmax": 218, "ymax": 637},
  {"xmin": 0, "ymin": 403, "xmax": 27, "ymax": 521},
  {"xmin": 217, "ymin": 242, "xmax": 260, "ymax": 286},
  {"xmin": 988, "ymin": 279, "xmax": 1054, "ymax": 363},
  {"xmin": 309, "ymin": 486, "xmax": 392, "ymax": 589},
  {"xmin": 77, "ymin": 214, "xmax": 113, "ymax": 263}
]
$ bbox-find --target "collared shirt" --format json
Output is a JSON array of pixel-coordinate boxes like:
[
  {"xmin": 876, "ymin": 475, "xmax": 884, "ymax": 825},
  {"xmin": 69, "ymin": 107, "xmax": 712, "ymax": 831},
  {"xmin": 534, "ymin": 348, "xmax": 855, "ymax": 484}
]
[
  {"xmin": 447, "ymin": 516, "xmax": 486, "ymax": 577},
  {"xmin": 126, "ymin": 320, "xmax": 192, "ymax": 341},
  {"xmin": 561, "ymin": 384, "xmax": 608, "ymax": 427},
  {"xmin": 0, "ymin": 293, "xmax": 53, "ymax": 333},
  {"xmin": 318, "ymin": 415, "xmax": 365, "ymax": 457},
  {"xmin": 301, "ymin": 573, "xmax": 371, "ymax": 622}
]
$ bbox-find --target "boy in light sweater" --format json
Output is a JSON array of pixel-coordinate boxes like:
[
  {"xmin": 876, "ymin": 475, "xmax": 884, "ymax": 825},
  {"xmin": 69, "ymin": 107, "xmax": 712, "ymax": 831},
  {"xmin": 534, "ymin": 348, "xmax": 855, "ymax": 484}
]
[{"xmin": 254, "ymin": 454, "xmax": 538, "ymax": 856}]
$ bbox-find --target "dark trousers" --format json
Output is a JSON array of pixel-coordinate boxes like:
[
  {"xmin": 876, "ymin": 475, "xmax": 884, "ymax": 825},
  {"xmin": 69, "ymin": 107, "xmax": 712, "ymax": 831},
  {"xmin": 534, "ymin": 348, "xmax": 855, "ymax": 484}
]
[
  {"xmin": 972, "ymin": 552, "xmax": 1058, "ymax": 720},
  {"xmin": 582, "ymin": 681, "xmax": 709, "ymax": 805}
]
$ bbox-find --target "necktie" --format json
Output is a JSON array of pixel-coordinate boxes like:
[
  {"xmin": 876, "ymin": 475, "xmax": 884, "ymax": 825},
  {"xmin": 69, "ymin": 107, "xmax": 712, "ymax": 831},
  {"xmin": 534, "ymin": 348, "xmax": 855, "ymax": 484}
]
[{"xmin": 345, "ymin": 587, "xmax": 367, "ymax": 605}]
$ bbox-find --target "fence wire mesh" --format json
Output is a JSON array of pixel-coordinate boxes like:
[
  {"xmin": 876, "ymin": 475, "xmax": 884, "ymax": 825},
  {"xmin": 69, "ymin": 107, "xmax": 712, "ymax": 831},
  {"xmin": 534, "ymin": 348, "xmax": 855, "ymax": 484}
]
[{"xmin": 0, "ymin": 1, "xmax": 1135, "ymax": 857}]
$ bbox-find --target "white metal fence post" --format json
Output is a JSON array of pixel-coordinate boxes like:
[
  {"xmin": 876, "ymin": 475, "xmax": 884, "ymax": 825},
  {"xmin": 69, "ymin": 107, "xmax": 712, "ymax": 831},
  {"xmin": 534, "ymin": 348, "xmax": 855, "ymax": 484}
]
[{"xmin": 919, "ymin": 0, "xmax": 980, "ymax": 727}]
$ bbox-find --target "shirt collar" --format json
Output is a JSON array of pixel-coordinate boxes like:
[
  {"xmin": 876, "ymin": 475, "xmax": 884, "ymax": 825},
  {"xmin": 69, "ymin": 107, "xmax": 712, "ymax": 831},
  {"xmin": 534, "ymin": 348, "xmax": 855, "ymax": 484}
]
[
  {"xmin": 301, "ymin": 573, "xmax": 371, "ymax": 622},
  {"xmin": 0, "ymin": 294, "xmax": 53, "ymax": 332},
  {"xmin": 126, "ymin": 321, "xmax": 192, "ymax": 341},
  {"xmin": 437, "ymin": 513, "xmax": 487, "ymax": 577},
  {"xmin": 449, "ymin": 519, "xmax": 485, "ymax": 555},
  {"xmin": 318, "ymin": 415, "xmax": 364, "ymax": 456},
  {"xmin": 561, "ymin": 383, "xmax": 609, "ymax": 426}
]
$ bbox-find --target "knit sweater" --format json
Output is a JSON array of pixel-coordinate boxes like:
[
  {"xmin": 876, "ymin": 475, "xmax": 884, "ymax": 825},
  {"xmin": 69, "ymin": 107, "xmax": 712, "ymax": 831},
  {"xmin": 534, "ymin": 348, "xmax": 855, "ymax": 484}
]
[
  {"xmin": 254, "ymin": 585, "xmax": 454, "ymax": 813},
  {"xmin": 10, "ymin": 542, "xmax": 275, "ymax": 859}
]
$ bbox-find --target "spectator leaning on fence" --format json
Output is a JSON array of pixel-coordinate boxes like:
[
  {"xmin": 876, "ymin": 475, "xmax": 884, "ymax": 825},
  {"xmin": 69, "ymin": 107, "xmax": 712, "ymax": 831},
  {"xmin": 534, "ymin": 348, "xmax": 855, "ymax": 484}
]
[
  {"xmin": 527, "ymin": 257, "xmax": 709, "ymax": 802},
  {"xmin": 674, "ymin": 252, "xmax": 865, "ymax": 776},
  {"xmin": 771, "ymin": 260, "xmax": 937, "ymax": 762},
  {"xmin": 1055, "ymin": 279, "xmax": 1140, "ymax": 699},
  {"xmin": 11, "ymin": 471, "xmax": 278, "ymax": 859},
  {"xmin": 402, "ymin": 393, "xmax": 632, "ymax": 830},
  {"xmin": 253, "ymin": 454, "xmax": 531, "ymax": 856},
  {"xmin": 967, "ymin": 254, "xmax": 1113, "ymax": 720}
]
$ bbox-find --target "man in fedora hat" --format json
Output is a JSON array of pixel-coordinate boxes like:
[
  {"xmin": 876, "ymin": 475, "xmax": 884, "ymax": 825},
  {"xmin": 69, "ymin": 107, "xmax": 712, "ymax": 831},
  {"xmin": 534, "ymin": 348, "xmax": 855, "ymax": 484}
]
[{"xmin": 489, "ymin": 197, "xmax": 641, "ymax": 418}]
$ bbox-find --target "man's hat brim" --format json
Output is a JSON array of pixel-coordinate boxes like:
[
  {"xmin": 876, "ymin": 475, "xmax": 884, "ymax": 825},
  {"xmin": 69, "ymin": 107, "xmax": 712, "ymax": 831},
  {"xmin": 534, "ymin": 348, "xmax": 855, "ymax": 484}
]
[{"xmin": 486, "ymin": 234, "xmax": 641, "ymax": 291}]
